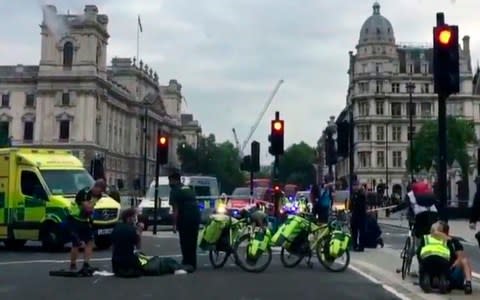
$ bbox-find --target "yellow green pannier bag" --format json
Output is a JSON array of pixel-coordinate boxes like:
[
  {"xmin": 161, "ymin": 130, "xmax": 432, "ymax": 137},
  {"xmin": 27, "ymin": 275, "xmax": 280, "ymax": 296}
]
[
  {"xmin": 329, "ymin": 230, "xmax": 351, "ymax": 258},
  {"xmin": 271, "ymin": 215, "xmax": 309, "ymax": 247},
  {"xmin": 247, "ymin": 228, "xmax": 272, "ymax": 261},
  {"xmin": 199, "ymin": 214, "xmax": 231, "ymax": 250}
]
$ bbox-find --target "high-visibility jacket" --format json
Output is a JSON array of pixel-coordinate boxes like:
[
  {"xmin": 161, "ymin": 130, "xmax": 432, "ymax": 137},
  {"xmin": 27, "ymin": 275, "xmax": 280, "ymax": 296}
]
[
  {"xmin": 216, "ymin": 198, "xmax": 228, "ymax": 207},
  {"xmin": 419, "ymin": 234, "xmax": 450, "ymax": 260}
]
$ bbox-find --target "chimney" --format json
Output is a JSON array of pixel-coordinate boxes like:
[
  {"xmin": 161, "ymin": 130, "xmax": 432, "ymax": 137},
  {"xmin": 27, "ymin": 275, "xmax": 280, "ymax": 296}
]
[
  {"xmin": 463, "ymin": 35, "xmax": 470, "ymax": 54},
  {"xmin": 84, "ymin": 5, "xmax": 98, "ymax": 21}
]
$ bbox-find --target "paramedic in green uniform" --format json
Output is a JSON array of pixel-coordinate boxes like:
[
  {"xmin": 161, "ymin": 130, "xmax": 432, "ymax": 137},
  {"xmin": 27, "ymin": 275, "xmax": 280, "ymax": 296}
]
[{"xmin": 169, "ymin": 171, "xmax": 200, "ymax": 272}]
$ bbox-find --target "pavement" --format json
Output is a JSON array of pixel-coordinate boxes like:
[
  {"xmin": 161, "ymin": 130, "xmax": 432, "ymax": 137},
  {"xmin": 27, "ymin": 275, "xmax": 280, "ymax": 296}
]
[{"xmin": 1, "ymin": 232, "xmax": 400, "ymax": 300}]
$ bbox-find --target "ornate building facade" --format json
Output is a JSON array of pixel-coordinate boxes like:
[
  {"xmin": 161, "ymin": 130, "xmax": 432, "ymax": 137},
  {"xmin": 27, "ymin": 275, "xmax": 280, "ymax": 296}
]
[
  {"xmin": 0, "ymin": 5, "xmax": 197, "ymax": 190},
  {"xmin": 319, "ymin": 2, "xmax": 480, "ymax": 200}
]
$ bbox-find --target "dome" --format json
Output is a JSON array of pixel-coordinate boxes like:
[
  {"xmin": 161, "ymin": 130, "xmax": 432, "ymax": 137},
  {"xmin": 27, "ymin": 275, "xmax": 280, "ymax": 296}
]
[{"xmin": 358, "ymin": 2, "xmax": 395, "ymax": 45}]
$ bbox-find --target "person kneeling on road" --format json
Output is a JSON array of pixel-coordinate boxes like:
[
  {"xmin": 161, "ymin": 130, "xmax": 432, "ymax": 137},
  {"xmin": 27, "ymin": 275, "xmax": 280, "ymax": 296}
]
[
  {"xmin": 439, "ymin": 222, "xmax": 473, "ymax": 294},
  {"xmin": 416, "ymin": 222, "xmax": 452, "ymax": 294},
  {"xmin": 111, "ymin": 208, "xmax": 190, "ymax": 278}
]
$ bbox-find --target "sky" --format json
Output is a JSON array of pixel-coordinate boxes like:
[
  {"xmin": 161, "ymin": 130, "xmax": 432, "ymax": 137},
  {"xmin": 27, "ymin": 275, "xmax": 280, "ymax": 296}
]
[{"xmin": 0, "ymin": 0, "xmax": 479, "ymax": 164}]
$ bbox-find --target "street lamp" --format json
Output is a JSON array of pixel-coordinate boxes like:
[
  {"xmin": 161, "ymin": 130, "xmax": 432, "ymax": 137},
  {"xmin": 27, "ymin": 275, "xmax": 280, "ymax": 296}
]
[
  {"xmin": 406, "ymin": 80, "xmax": 416, "ymax": 182},
  {"xmin": 325, "ymin": 116, "xmax": 337, "ymax": 181},
  {"xmin": 141, "ymin": 93, "xmax": 157, "ymax": 195}
]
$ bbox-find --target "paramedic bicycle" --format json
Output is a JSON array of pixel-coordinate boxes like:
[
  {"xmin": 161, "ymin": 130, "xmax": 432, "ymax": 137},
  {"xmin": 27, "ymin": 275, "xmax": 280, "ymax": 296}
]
[
  {"xmin": 391, "ymin": 181, "xmax": 439, "ymax": 279},
  {"xmin": 274, "ymin": 211, "xmax": 351, "ymax": 272}
]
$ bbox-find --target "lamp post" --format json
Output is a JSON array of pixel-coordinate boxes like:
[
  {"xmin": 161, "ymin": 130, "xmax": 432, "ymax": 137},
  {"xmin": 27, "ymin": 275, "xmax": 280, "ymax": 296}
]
[
  {"xmin": 449, "ymin": 160, "xmax": 462, "ymax": 207},
  {"xmin": 325, "ymin": 116, "xmax": 337, "ymax": 181},
  {"xmin": 406, "ymin": 81, "xmax": 416, "ymax": 182},
  {"xmin": 141, "ymin": 94, "xmax": 156, "ymax": 195}
]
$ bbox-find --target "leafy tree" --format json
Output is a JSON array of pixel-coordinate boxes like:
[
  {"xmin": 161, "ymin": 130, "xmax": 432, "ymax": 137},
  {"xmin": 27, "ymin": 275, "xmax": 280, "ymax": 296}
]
[
  {"xmin": 277, "ymin": 142, "xmax": 316, "ymax": 189},
  {"xmin": 177, "ymin": 134, "xmax": 245, "ymax": 194},
  {"xmin": 407, "ymin": 116, "xmax": 477, "ymax": 175}
]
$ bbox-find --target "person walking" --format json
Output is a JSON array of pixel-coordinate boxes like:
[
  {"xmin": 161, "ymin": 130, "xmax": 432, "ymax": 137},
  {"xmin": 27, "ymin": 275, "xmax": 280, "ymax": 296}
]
[{"xmin": 350, "ymin": 179, "xmax": 367, "ymax": 252}]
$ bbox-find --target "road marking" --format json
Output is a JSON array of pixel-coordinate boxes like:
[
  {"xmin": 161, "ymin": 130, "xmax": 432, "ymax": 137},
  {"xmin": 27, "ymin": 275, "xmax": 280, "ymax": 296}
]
[
  {"xmin": 473, "ymin": 272, "xmax": 480, "ymax": 279},
  {"xmin": 349, "ymin": 265, "xmax": 412, "ymax": 300}
]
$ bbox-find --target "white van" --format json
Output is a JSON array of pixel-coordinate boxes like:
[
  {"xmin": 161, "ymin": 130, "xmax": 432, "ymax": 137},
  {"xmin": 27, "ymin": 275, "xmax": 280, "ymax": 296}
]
[{"xmin": 137, "ymin": 176, "xmax": 219, "ymax": 225}]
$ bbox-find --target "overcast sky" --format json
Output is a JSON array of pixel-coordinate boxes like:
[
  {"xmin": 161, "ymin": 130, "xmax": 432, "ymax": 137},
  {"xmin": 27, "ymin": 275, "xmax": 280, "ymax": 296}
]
[{"xmin": 0, "ymin": 0, "xmax": 479, "ymax": 163}]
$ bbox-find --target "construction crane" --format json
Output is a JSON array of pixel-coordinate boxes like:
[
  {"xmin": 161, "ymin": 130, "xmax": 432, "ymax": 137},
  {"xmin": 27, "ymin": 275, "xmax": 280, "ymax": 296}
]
[
  {"xmin": 232, "ymin": 79, "xmax": 284, "ymax": 157},
  {"xmin": 232, "ymin": 128, "xmax": 241, "ymax": 155}
]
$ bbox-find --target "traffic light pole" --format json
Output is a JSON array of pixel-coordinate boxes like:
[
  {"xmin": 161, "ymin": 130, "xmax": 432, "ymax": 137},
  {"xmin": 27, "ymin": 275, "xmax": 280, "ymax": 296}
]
[
  {"xmin": 273, "ymin": 155, "xmax": 280, "ymax": 219},
  {"xmin": 153, "ymin": 139, "xmax": 160, "ymax": 235},
  {"xmin": 348, "ymin": 106, "xmax": 354, "ymax": 199},
  {"xmin": 438, "ymin": 94, "xmax": 448, "ymax": 221}
]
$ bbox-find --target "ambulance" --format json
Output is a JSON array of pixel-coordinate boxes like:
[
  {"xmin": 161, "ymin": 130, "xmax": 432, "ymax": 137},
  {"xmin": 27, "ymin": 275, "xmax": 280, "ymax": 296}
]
[{"xmin": 0, "ymin": 148, "xmax": 121, "ymax": 250}]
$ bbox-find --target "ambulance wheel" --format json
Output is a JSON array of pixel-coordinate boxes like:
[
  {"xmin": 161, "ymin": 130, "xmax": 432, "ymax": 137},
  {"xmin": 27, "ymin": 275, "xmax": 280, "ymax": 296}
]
[
  {"xmin": 3, "ymin": 239, "xmax": 26, "ymax": 250},
  {"xmin": 94, "ymin": 236, "xmax": 112, "ymax": 250},
  {"xmin": 40, "ymin": 222, "xmax": 65, "ymax": 252}
]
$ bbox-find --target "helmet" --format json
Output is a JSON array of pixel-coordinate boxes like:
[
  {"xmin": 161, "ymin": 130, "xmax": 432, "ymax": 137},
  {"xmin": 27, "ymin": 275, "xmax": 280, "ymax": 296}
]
[
  {"xmin": 411, "ymin": 181, "xmax": 432, "ymax": 196},
  {"xmin": 220, "ymin": 193, "xmax": 227, "ymax": 199}
]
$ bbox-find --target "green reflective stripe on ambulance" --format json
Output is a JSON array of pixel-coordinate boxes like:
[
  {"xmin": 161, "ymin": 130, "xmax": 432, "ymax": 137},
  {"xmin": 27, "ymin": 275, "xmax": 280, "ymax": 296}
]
[{"xmin": 45, "ymin": 207, "xmax": 68, "ymax": 221}]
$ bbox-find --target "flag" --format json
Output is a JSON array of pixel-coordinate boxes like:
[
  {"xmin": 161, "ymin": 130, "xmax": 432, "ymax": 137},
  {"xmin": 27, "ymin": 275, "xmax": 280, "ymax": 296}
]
[{"xmin": 138, "ymin": 15, "xmax": 143, "ymax": 32}]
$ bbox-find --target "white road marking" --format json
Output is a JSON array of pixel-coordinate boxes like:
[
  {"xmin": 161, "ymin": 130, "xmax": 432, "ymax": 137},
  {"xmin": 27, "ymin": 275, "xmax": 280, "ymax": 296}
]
[
  {"xmin": 473, "ymin": 272, "xmax": 480, "ymax": 279},
  {"xmin": 349, "ymin": 265, "xmax": 412, "ymax": 300}
]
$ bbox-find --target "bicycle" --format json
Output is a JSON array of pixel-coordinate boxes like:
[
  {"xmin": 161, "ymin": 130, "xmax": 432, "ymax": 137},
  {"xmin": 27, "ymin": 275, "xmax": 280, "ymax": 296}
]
[
  {"xmin": 232, "ymin": 212, "xmax": 273, "ymax": 273},
  {"xmin": 400, "ymin": 221, "xmax": 416, "ymax": 280},
  {"xmin": 279, "ymin": 212, "xmax": 350, "ymax": 272}
]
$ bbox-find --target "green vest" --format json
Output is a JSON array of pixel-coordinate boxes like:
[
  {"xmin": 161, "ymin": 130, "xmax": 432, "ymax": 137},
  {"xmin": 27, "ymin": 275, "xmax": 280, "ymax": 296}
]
[{"xmin": 420, "ymin": 235, "xmax": 451, "ymax": 260}]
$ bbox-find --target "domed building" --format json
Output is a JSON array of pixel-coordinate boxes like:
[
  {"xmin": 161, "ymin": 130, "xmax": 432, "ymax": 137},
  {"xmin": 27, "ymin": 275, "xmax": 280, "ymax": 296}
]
[{"xmin": 323, "ymin": 2, "xmax": 479, "ymax": 205}]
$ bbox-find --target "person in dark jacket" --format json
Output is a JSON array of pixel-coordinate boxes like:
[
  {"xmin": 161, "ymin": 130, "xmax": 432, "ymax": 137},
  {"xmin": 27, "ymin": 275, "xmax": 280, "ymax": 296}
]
[
  {"xmin": 350, "ymin": 179, "xmax": 367, "ymax": 252},
  {"xmin": 469, "ymin": 177, "xmax": 480, "ymax": 247}
]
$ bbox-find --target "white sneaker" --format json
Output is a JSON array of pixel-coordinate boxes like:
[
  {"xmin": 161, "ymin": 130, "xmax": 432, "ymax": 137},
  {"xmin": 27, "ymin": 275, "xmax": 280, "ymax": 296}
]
[{"xmin": 174, "ymin": 270, "xmax": 188, "ymax": 275}]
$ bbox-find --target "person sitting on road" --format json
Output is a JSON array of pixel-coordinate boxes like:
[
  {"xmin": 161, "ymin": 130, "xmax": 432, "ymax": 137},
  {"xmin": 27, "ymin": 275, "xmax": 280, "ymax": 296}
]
[
  {"xmin": 111, "ymin": 208, "xmax": 144, "ymax": 277},
  {"xmin": 416, "ymin": 222, "xmax": 451, "ymax": 293},
  {"xmin": 439, "ymin": 222, "xmax": 473, "ymax": 294}
]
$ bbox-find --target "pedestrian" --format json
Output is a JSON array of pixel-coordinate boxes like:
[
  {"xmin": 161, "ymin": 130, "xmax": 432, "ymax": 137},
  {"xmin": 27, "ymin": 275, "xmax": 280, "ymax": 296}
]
[
  {"xmin": 111, "ymin": 208, "xmax": 144, "ymax": 277},
  {"xmin": 68, "ymin": 179, "xmax": 106, "ymax": 272},
  {"xmin": 312, "ymin": 182, "xmax": 333, "ymax": 223},
  {"xmin": 469, "ymin": 177, "xmax": 480, "ymax": 248},
  {"xmin": 350, "ymin": 179, "xmax": 367, "ymax": 252},
  {"xmin": 169, "ymin": 170, "xmax": 200, "ymax": 272}
]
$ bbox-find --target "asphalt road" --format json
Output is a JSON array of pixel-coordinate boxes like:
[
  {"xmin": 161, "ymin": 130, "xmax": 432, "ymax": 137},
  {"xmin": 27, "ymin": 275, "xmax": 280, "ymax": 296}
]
[
  {"xmin": 0, "ymin": 234, "xmax": 402, "ymax": 300},
  {"xmin": 380, "ymin": 223, "xmax": 480, "ymax": 273}
]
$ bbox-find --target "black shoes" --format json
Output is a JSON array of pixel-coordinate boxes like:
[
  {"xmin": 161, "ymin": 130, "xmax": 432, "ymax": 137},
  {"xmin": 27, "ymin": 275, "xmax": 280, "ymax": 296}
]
[{"xmin": 464, "ymin": 281, "xmax": 472, "ymax": 295}]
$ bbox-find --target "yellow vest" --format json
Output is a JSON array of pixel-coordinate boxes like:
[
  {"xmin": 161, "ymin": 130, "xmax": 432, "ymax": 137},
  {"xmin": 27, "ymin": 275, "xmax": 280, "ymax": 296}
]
[{"xmin": 420, "ymin": 235, "xmax": 451, "ymax": 260}]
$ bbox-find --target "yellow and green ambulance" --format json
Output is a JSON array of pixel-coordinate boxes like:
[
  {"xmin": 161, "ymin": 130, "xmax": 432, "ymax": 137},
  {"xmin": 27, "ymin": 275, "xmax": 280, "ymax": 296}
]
[{"xmin": 0, "ymin": 148, "xmax": 120, "ymax": 250}]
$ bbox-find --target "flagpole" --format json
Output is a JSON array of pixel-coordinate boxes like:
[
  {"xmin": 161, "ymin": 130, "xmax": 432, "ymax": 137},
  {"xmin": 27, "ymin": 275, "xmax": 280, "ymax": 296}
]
[{"xmin": 136, "ymin": 15, "xmax": 140, "ymax": 63}]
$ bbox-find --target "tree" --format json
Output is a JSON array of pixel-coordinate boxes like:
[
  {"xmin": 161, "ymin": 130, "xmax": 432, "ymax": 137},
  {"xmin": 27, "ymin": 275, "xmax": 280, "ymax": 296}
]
[
  {"xmin": 407, "ymin": 116, "xmax": 477, "ymax": 175},
  {"xmin": 277, "ymin": 142, "xmax": 316, "ymax": 189},
  {"xmin": 177, "ymin": 134, "xmax": 245, "ymax": 194}
]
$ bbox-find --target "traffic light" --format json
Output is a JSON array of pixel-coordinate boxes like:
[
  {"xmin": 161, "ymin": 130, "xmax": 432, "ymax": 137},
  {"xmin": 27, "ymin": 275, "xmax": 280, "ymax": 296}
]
[
  {"xmin": 268, "ymin": 119, "xmax": 284, "ymax": 155},
  {"xmin": 433, "ymin": 24, "xmax": 459, "ymax": 96},
  {"xmin": 250, "ymin": 141, "xmax": 260, "ymax": 172},
  {"xmin": 336, "ymin": 121, "xmax": 349, "ymax": 157},
  {"xmin": 157, "ymin": 133, "xmax": 169, "ymax": 165},
  {"xmin": 240, "ymin": 155, "xmax": 251, "ymax": 171},
  {"xmin": 273, "ymin": 184, "xmax": 281, "ymax": 195}
]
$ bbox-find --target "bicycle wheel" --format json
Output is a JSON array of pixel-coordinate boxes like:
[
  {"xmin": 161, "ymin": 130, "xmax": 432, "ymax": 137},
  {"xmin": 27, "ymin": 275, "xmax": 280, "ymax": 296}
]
[
  {"xmin": 280, "ymin": 247, "xmax": 304, "ymax": 268},
  {"xmin": 208, "ymin": 250, "xmax": 230, "ymax": 269},
  {"xmin": 401, "ymin": 237, "xmax": 411, "ymax": 280},
  {"xmin": 316, "ymin": 237, "xmax": 350, "ymax": 272},
  {"xmin": 233, "ymin": 234, "xmax": 272, "ymax": 273}
]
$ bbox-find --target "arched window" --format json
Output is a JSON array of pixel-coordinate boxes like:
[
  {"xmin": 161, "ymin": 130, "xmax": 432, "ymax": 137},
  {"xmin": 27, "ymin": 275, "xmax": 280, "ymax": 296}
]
[{"xmin": 63, "ymin": 42, "xmax": 73, "ymax": 68}]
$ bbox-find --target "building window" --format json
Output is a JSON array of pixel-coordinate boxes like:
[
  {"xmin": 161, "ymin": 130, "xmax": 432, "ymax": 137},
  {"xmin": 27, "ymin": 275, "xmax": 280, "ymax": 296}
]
[
  {"xmin": 409, "ymin": 64, "xmax": 413, "ymax": 74},
  {"xmin": 59, "ymin": 120, "xmax": 70, "ymax": 141},
  {"xmin": 358, "ymin": 125, "xmax": 371, "ymax": 141},
  {"xmin": 423, "ymin": 64, "xmax": 428, "ymax": 73},
  {"xmin": 393, "ymin": 64, "xmax": 399, "ymax": 73},
  {"xmin": 1, "ymin": 94, "xmax": 10, "ymax": 107},
  {"xmin": 376, "ymin": 81, "xmax": 383, "ymax": 93},
  {"xmin": 391, "ymin": 103, "xmax": 402, "ymax": 116},
  {"xmin": 377, "ymin": 151, "xmax": 385, "ymax": 168},
  {"xmin": 359, "ymin": 82, "xmax": 369, "ymax": 93},
  {"xmin": 26, "ymin": 94, "xmax": 35, "ymax": 107},
  {"xmin": 362, "ymin": 64, "xmax": 367, "ymax": 73},
  {"xmin": 62, "ymin": 93, "xmax": 70, "ymax": 106},
  {"xmin": 376, "ymin": 101, "xmax": 384, "ymax": 115},
  {"xmin": 23, "ymin": 121, "xmax": 34, "ymax": 141},
  {"xmin": 421, "ymin": 102, "xmax": 432, "ymax": 116},
  {"xmin": 408, "ymin": 103, "xmax": 416, "ymax": 116},
  {"xmin": 391, "ymin": 83, "xmax": 400, "ymax": 93},
  {"xmin": 455, "ymin": 103, "xmax": 464, "ymax": 116},
  {"xmin": 393, "ymin": 151, "xmax": 402, "ymax": 168},
  {"xmin": 0, "ymin": 121, "xmax": 9, "ymax": 145},
  {"xmin": 359, "ymin": 101, "xmax": 369, "ymax": 116},
  {"xmin": 359, "ymin": 151, "xmax": 371, "ymax": 168},
  {"xmin": 376, "ymin": 126, "xmax": 384, "ymax": 141},
  {"xmin": 392, "ymin": 126, "xmax": 402, "ymax": 142},
  {"xmin": 63, "ymin": 42, "xmax": 73, "ymax": 68},
  {"xmin": 421, "ymin": 83, "xmax": 430, "ymax": 93},
  {"xmin": 375, "ymin": 63, "xmax": 382, "ymax": 73}
]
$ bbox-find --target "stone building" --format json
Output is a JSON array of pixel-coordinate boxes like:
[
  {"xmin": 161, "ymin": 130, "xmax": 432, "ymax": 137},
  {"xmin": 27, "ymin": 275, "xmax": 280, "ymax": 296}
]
[
  {"xmin": 180, "ymin": 114, "xmax": 202, "ymax": 149},
  {"xmin": 320, "ymin": 2, "xmax": 480, "ymax": 200},
  {"xmin": 0, "ymin": 5, "xmax": 195, "ymax": 191}
]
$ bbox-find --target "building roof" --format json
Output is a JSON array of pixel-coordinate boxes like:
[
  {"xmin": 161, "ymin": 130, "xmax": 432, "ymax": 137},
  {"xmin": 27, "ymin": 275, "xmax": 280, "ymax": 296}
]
[{"xmin": 358, "ymin": 2, "xmax": 395, "ymax": 46}]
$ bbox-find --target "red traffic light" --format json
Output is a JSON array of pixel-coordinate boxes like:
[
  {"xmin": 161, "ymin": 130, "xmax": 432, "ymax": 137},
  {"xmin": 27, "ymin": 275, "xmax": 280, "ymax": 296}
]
[
  {"xmin": 274, "ymin": 185, "xmax": 280, "ymax": 191},
  {"xmin": 273, "ymin": 121, "xmax": 283, "ymax": 131},
  {"xmin": 159, "ymin": 136, "xmax": 167, "ymax": 145}
]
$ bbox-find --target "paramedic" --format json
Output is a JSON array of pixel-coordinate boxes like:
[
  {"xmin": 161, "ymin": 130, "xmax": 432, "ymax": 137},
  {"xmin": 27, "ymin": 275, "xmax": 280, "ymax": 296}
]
[
  {"xmin": 169, "ymin": 170, "xmax": 201, "ymax": 272},
  {"xmin": 350, "ymin": 179, "xmax": 367, "ymax": 252}
]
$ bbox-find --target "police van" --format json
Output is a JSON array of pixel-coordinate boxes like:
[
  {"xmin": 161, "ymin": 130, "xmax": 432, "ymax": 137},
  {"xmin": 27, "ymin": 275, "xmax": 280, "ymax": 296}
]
[{"xmin": 137, "ymin": 176, "xmax": 219, "ymax": 226}]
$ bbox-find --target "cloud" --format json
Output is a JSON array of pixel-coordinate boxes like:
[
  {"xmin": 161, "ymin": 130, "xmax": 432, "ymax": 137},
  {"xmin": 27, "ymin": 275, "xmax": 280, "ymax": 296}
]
[{"xmin": 1, "ymin": 0, "xmax": 480, "ymax": 165}]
